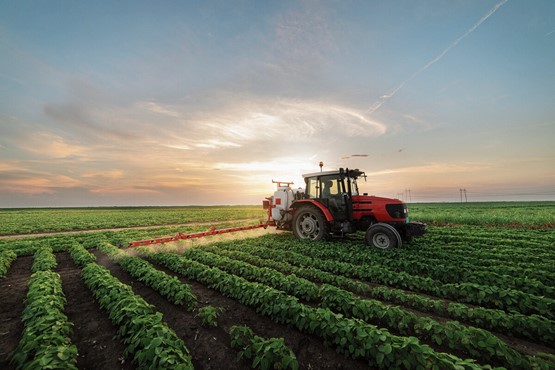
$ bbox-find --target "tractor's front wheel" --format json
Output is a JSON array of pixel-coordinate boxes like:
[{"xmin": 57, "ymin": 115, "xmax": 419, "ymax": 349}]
[
  {"xmin": 292, "ymin": 206, "xmax": 329, "ymax": 241},
  {"xmin": 365, "ymin": 223, "xmax": 402, "ymax": 249}
]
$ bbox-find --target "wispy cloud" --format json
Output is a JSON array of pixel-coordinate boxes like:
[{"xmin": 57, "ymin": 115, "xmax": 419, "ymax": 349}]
[
  {"xmin": 81, "ymin": 170, "xmax": 124, "ymax": 180},
  {"xmin": 367, "ymin": 0, "xmax": 509, "ymax": 114},
  {"xmin": 0, "ymin": 166, "xmax": 84, "ymax": 195},
  {"xmin": 19, "ymin": 132, "xmax": 86, "ymax": 158},
  {"xmin": 134, "ymin": 95, "xmax": 388, "ymax": 152}
]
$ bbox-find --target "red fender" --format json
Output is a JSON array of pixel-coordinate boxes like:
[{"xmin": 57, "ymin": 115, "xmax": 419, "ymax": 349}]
[{"xmin": 292, "ymin": 200, "xmax": 334, "ymax": 222}]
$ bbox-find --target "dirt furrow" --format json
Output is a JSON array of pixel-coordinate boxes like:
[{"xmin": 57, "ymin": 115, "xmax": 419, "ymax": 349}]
[
  {"xmin": 0, "ymin": 256, "xmax": 33, "ymax": 369},
  {"xmin": 55, "ymin": 252, "xmax": 133, "ymax": 370}
]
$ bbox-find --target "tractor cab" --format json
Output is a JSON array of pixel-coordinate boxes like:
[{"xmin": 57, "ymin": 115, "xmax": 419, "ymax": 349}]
[{"xmin": 302, "ymin": 168, "xmax": 364, "ymax": 223}]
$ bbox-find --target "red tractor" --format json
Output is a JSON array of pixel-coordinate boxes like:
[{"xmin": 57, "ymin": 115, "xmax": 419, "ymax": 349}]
[{"xmin": 263, "ymin": 167, "xmax": 426, "ymax": 249}]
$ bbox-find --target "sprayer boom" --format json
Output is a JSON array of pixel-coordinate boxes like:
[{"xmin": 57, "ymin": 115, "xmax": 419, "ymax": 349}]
[{"xmin": 127, "ymin": 222, "xmax": 269, "ymax": 248}]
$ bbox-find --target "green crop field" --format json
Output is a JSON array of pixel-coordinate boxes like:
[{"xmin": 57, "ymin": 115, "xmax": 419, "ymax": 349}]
[
  {"xmin": 409, "ymin": 201, "xmax": 555, "ymax": 228},
  {"xmin": 1, "ymin": 202, "xmax": 554, "ymax": 369},
  {"xmin": 0, "ymin": 206, "xmax": 266, "ymax": 235}
]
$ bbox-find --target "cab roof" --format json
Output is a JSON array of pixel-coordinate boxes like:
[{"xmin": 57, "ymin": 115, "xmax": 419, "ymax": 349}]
[{"xmin": 302, "ymin": 168, "xmax": 366, "ymax": 179}]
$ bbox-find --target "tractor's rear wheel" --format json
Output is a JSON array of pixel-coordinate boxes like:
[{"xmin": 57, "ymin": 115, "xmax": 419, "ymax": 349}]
[
  {"xmin": 292, "ymin": 206, "xmax": 329, "ymax": 241},
  {"xmin": 365, "ymin": 223, "xmax": 402, "ymax": 249}
]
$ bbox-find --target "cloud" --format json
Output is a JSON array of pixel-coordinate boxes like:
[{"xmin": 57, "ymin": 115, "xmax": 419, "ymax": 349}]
[
  {"xmin": 81, "ymin": 170, "xmax": 124, "ymax": 180},
  {"xmin": 195, "ymin": 140, "xmax": 242, "ymax": 149},
  {"xmin": 19, "ymin": 132, "xmax": 86, "ymax": 158},
  {"xmin": 155, "ymin": 96, "xmax": 387, "ymax": 151},
  {"xmin": 139, "ymin": 101, "xmax": 182, "ymax": 118},
  {"xmin": 0, "ymin": 166, "xmax": 84, "ymax": 195},
  {"xmin": 43, "ymin": 101, "xmax": 142, "ymax": 142},
  {"xmin": 366, "ymin": 162, "xmax": 491, "ymax": 177}
]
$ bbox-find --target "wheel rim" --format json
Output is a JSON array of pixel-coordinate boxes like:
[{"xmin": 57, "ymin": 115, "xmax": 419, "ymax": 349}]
[
  {"xmin": 298, "ymin": 212, "xmax": 320, "ymax": 240},
  {"xmin": 372, "ymin": 232, "xmax": 391, "ymax": 249}
]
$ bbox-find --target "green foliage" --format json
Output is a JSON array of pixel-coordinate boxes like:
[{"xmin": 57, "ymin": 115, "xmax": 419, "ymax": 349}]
[
  {"xmin": 0, "ymin": 249, "xmax": 17, "ymax": 278},
  {"xmin": 195, "ymin": 306, "xmax": 225, "ymax": 327},
  {"xmin": 243, "ymin": 233, "xmax": 555, "ymax": 319},
  {"xmin": 208, "ymin": 237, "xmax": 555, "ymax": 346},
  {"xmin": 67, "ymin": 241, "xmax": 96, "ymax": 267},
  {"xmin": 230, "ymin": 325, "xmax": 298, "ymax": 370},
  {"xmin": 96, "ymin": 241, "xmax": 198, "ymax": 310},
  {"xmin": 408, "ymin": 201, "xmax": 555, "ymax": 228},
  {"xmin": 184, "ymin": 248, "xmax": 319, "ymax": 301},
  {"xmin": 2, "ymin": 202, "xmax": 555, "ymax": 369},
  {"xmin": 145, "ymin": 251, "xmax": 482, "ymax": 369},
  {"xmin": 10, "ymin": 270, "xmax": 78, "ymax": 369},
  {"xmin": 0, "ymin": 206, "xmax": 265, "ymax": 235},
  {"xmin": 80, "ymin": 262, "xmax": 193, "ymax": 369},
  {"xmin": 318, "ymin": 284, "xmax": 527, "ymax": 368},
  {"xmin": 31, "ymin": 247, "xmax": 57, "ymax": 272}
]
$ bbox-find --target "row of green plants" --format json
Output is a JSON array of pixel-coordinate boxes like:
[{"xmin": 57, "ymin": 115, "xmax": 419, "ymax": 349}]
[
  {"xmin": 379, "ymin": 248, "xmax": 555, "ymax": 289},
  {"xmin": 412, "ymin": 239, "xmax": 553, "ymax": 267},
  {"xmin": 259, "ymin": 236, "xmax": 554, "ymax": 319},
  {"xmin": 199, "ymin": 242, "xmax": 555, "ymax": 346},
  {"xmin": 67, "ymin": 241, "xmax": 97, "ymax": 267},
  {"xmin": 10, "ymin": 247, "xmax": 78, "ymax": 369},
  {"xmin": 411, "ymin": 241, "xmax": 554, "ymax": 268},
  {"xmin": 318, "ymin": 284, "xmax": 551, "ymax": 369},
  {"xmin": 0, "ymin": 239, "xmax": 46, "ymax": 257},
  {"xmin": 0, "ymin": 249, "xmax": 16, "ymax": 278},
  {"xmin": 31, "ymin": 247, "xmax": 57, "ymax": 272},
  {"xmin": 367, "ymin": 286, "xmax": 555, "ymax": 347},
  {"xmin": 65, "ymin": 242, "xmax": 195, "ymax": 368},
  {"xmin": 179, "ymin": 246, "xmax": 532, "ymax": 368},
  {"xmin": 229, "ymin": 325, "xmax": 298, "ymax": 370},
  {"xmin": 96, "ymin": 241, "xmax": 198, "ymax": 310},
  {"xmin": 183, "ymin": 248, "xmax": 319, "ymax": 302},
  {"xmin": 143, "ymin": 250, "xmax": 485, "ymax": 369},
  {"xmin": 80, "ymin": 261, "xmax": 194, "ymax": 369},
  {"xmin": 421, "ymin": 224, "xmax": 553, "ymax": 245},
  {"xmin": 409, "ymin": 239, "xmax": 554, "ymax": 275},
  {"xmin": 335, "ymin": 244, "xmax": 554, "ymax": 297},
  {"xmin": 200, "ymin": 244, "xmax": 367, "ymax": 294},
  {"xmin": 295, "ymin": 231, "xmax": 554, "ymax": 287}
]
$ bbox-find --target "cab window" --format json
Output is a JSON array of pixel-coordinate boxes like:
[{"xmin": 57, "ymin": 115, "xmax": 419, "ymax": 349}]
[
  {"xmin": 307, "ymin": 178, "xmax": 318, "ymax": 199},
  {"xmin": 349, "ymin": 178, "xmax": 359, "ymax": 195},
  {"xmin": 320, "ymin": 175, "xmax": 340, "ymax": 198}
]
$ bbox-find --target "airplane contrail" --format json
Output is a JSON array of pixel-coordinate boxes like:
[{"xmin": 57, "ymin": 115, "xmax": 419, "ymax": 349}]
[{"xmin": 367, "ymin": 0, "xmax": 509, "ymax": 114}]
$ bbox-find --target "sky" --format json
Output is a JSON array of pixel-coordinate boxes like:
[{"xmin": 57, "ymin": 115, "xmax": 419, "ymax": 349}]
[{"xmin": 0, "ymin": 0, "xmax": 554, "ymax": 207}]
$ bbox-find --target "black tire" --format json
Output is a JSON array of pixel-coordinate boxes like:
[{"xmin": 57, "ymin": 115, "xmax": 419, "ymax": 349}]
[
  {"xmin": 292, "ymin": 206, "xmax": 330, "ymax": 241},
  {"xmin": 365, "ymin": 223, "xmax": 402, "ymax": 249}
]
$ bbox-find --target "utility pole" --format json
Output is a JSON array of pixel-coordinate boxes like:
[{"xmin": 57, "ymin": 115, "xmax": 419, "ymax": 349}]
[{"xmin": 460, "ymin": 188, "xmax": 467, "ymax": 203}]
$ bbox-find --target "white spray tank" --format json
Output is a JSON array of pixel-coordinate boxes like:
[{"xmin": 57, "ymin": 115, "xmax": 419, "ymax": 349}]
[{"xmin": 270, "ymin": 181, "xmax": 304, "ymax": 223}]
